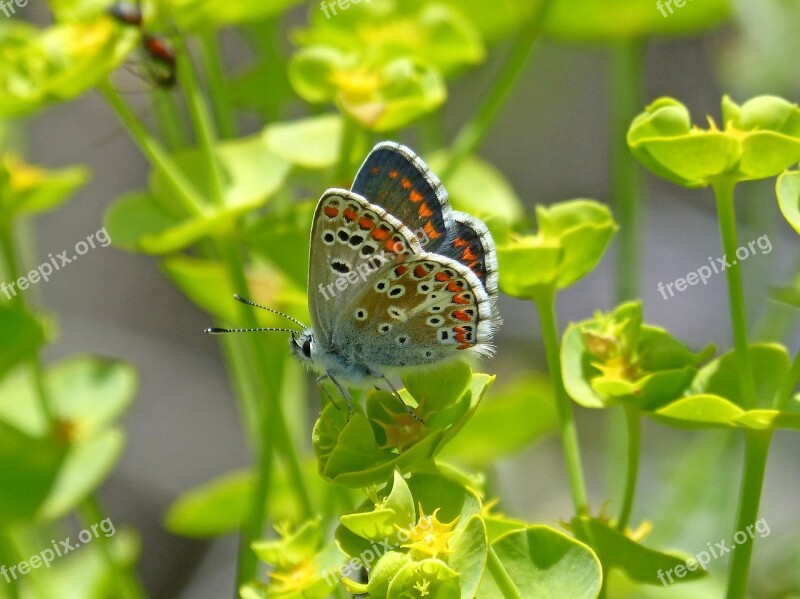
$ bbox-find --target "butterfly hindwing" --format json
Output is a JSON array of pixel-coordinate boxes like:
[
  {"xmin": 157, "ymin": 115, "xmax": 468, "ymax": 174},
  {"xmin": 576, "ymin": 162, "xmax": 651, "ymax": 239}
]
[
  {"xmin": 307, "ymin": 189, "xmax": 423, "ymax": 341},
  {"xmin": 351, "ymin": 142, "xmax": 451, "ymax": 250},
  {"xmin": 331, "ymin": 254, "xmax": 498, "ymax": 369},
  {"xmin": 439, "ymin": 211, "xmax": 499, "ymax": 298}
]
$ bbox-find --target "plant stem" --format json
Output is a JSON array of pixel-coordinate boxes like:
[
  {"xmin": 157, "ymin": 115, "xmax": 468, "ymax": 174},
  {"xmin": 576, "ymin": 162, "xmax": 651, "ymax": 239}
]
[
  {"xmin": 98, "ymin": 81, "xmax": 207, "ymax": 216},
  {"xmin": 80, "ymin": 496, "xmax": 147, "ymax": 599},
  {"xmin": 440, "ymin": 0, "xmax": 556, "ymax": 182},
  {"xmin": 712, "ymin": 179, "xmax": 758, "ymax": 409},
  {"xmin": 151, "ymin": 88, "xmax": 188, "ymax": 152},
  {"xmin": 487, "ymin": 546, "xmax": 523, "ymax": 599},
  {"xmin": 534, "ymin": 288, "xmax": 590, "ymax": 515},
  {"xmin": 197, "ymin": 28, "xmax": 238, "ymax": 139},
  {"xmin": 725, "ymin": 430, "xmax": 772, "ymax": 599},
  {"xmin": 615, "ymin": 405, "xmax": 641, "ymax": 531},
  {"xmin": 610, "ymin": 40, "xmax": 644, "ymax": 302}
]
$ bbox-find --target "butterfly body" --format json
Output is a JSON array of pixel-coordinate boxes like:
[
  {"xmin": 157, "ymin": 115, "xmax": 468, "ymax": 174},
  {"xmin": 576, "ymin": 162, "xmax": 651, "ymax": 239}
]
[{"xmin": 293, "ymin": 143, "xmax": 500, "ymax": 396}]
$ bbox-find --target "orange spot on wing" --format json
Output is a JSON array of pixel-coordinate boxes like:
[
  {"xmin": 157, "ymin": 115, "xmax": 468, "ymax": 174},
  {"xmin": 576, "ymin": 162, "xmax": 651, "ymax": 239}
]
[
  {"xmin": 409, "ymin": 190, "xmax": 424, "ymax": 203},
  {"xmin": 452, "ymin": 293, "xmax": 470, "ymax": 305},
  {"xmin": 414, "ymin": 264, "xmax": 429, "ymax": 279},
  {"xmin": 457, "ymin": 342, "xmax": 472, "ymax": 350},
  {"xmin": 447, "ymin": 281, "xmax": 465, "ymax": 293},
  {"xmin": 394, "ymin": 265, "xmax": 408, "ymax": 276},
  {"xmin": 389, "ymin": 170, "xmax": 399, "ymax": 179},
  {"xmin": 401, "ymin": 178, "xmax": 413, "ymax": 189},
  {"xmin": 358, "ymin": 216, "xmax": 375, "ymax": 230},
  {"xmin": 435, "ymin": 271, "xmax": 452, "ymax": 282},
  {"xmin": 454, "ymin": 237, "xmax": 469, "ymax": 247},
  {"xmin": 423, "ymin": 221, "xmax": 440, "ymax": 239},
  {"xmin": 384, "ymin": 238, "xmax": 401, "ymax": 253},
  {"xmin": 343, "ymin": 208, "xmax": 358, "ymax": 221},
  {"xmin": 452, "ymin": 309, "xmax": 471, "ymax": 322},
  {"xmin": 370, "ymin": 166, "xmax": 381, "ymax": 175},
  {"xmin": 371, "ymin": 226, "xmax": 391, "ymax": 241},
  {"xmin": 462, "ymin": 247, "xmax": 477, "ymax": 262},
  {"xmin": 418, "ymin": 203, "xmax": 432, "ymax": 218},
  {"xmin": 323, "ymin": 206, "xmax": 339, "ymax": 218}
]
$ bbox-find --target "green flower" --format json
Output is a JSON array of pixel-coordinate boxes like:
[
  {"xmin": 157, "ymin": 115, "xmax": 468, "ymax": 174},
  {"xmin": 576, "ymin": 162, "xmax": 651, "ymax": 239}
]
[
  {"xmin": 312, "ymin": 363, "xmax": 494, "ymax": 487},
  {"xmin": 0, "ymin": 153, "xmax": 88, "ymax": 222},
  {"xmin": 289, "ymin": 1, "xmax": 484, "ymax": 130},
  {"xmin": 243, "ymin": 519, "xmax": 343, "ymax": 599},
  {"xmin": 561, "ymin": 301, "xmax": 714, "ymax": 410},
  {"xmin": 0, "ymin": 18, "xmax": 137, "ymax": 118},
  {"xmin": 497, "ymin": 199, "xmax": 617, "ymax": 300},
  {"xmin": 628, "ymin": 95, "xmax": 800, "ymax": 187}
]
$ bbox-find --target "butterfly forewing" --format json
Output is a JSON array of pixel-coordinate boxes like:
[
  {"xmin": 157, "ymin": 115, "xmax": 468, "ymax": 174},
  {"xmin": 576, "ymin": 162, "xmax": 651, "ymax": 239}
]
[
  {"xmin": 331, "ymin": 254, "xmax": 497, "ymax": 369},
  {"xmin": 351, "ymin": 142, "xmax": 451, "ymax": 250},
  {"xmin": 307, "ymin": 189, "xmax": 423, "ymax": 341}
]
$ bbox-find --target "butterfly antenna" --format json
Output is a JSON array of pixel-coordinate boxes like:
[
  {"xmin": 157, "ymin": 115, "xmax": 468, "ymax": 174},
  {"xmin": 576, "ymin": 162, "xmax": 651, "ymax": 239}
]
[
  {"xmin": 204, "ymin": 327, "xmax": 300, "ymax": 335},
  {"xmin": 232, "ymin": 294, "xmax": 307, "ymax": 328}
]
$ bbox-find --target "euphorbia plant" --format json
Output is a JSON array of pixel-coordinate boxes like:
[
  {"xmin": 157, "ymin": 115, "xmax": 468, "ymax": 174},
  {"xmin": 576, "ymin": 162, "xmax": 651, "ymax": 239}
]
[{"xmin": 628, "ymin": 94, "xmax": 800, "ymax": 599}]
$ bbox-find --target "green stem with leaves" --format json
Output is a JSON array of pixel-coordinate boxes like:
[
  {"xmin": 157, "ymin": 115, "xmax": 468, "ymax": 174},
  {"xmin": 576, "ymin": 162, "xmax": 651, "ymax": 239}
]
[
  {"xmin": 178, "ymin": 49, "xmax": 314, "ymax": 589},
  {"xmin": 711, "ymin": 178, "xmax": 770, "ymax": 598},
  {"xmin": 534, "ymin": 287, "xmax": 589, "ymax": 515},
  {"xmin": 712, "ymin": 178, "xmax": 758, "ymax": 409},
  {"xmin": 440, "ymin": 0, "xmax": 556, "ymax": 181}
]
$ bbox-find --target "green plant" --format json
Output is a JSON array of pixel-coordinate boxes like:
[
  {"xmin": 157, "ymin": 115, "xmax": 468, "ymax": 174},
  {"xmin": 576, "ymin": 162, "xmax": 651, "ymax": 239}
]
[{"xmin": 2, "ymin": 1, "xmax": 799, "ymax": 598}]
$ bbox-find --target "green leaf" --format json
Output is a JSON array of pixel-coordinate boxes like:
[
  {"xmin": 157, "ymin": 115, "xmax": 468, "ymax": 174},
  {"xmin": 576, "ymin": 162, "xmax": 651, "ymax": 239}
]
[
  {"xmin": 262, "ymin": 114, "xmax": 343, "ymax": 169},
  {"xmin": 244, "ymin": 200, "xmax": 315, "ymax": 289},
  {"xmin": 570, "ymin": 516, "xmax": 706, "ymax": 586},
  {"xmin": 39, "ymin": 429, "xmax": 125, "ymax": 521},
  {"xmin": 0, "ymin": 422, "xmax": 67, "ymax": 524},
  {"xmin": 652, "ymin": 394, "xmax": 745, "ymax": 429},
  {"xmin": 0, "ymin": 306, "xmax": 45, "ymax": 379},
  {"xmin": 440, "ymin": 374, "xmax": 557, "ymax": 466},
  {"xmin": 544, "ymin": 0, "xmax": 732, "ymax": 42},
  {"xmin": 427, "ymin": 151, "xmax": 527, "ymax": 237},
  {"xmin": 449, "ymin": 514, "xmax": 488, "ymax": 599},
  {"xmin": 479, "ymin": 526, "xmax": 602, "ymax": 598},
  {"xmin": 691, "ymin": 343, "xmax": 791, "ymax": 408},
  {"xmin": 106, "ymin": 138, "xmax": 290, "ymax": 255},
  {"xmin": 777, "ymin": 169, "xmax": 800, "ymax": 235}
]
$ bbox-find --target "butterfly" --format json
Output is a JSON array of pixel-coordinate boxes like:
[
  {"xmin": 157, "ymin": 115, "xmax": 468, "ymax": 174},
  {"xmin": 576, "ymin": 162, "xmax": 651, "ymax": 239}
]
[{"xmin": 207, "ymin": 142, "xmax": 500, "ymax": 416}]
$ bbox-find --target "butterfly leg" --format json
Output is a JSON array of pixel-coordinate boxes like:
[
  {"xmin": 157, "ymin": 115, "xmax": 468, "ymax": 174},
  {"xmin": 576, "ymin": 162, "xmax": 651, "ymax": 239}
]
[
  {"xmin": 326, "ymin": 373, "xmax": 354, "ymax": 421},
  {"xmin": 379, "ymin": 375, "xmax": 424, "ymax": 424},
  {"xmin": 315, "ymin": 374, "xmax": 339, "ymax": 409}
]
